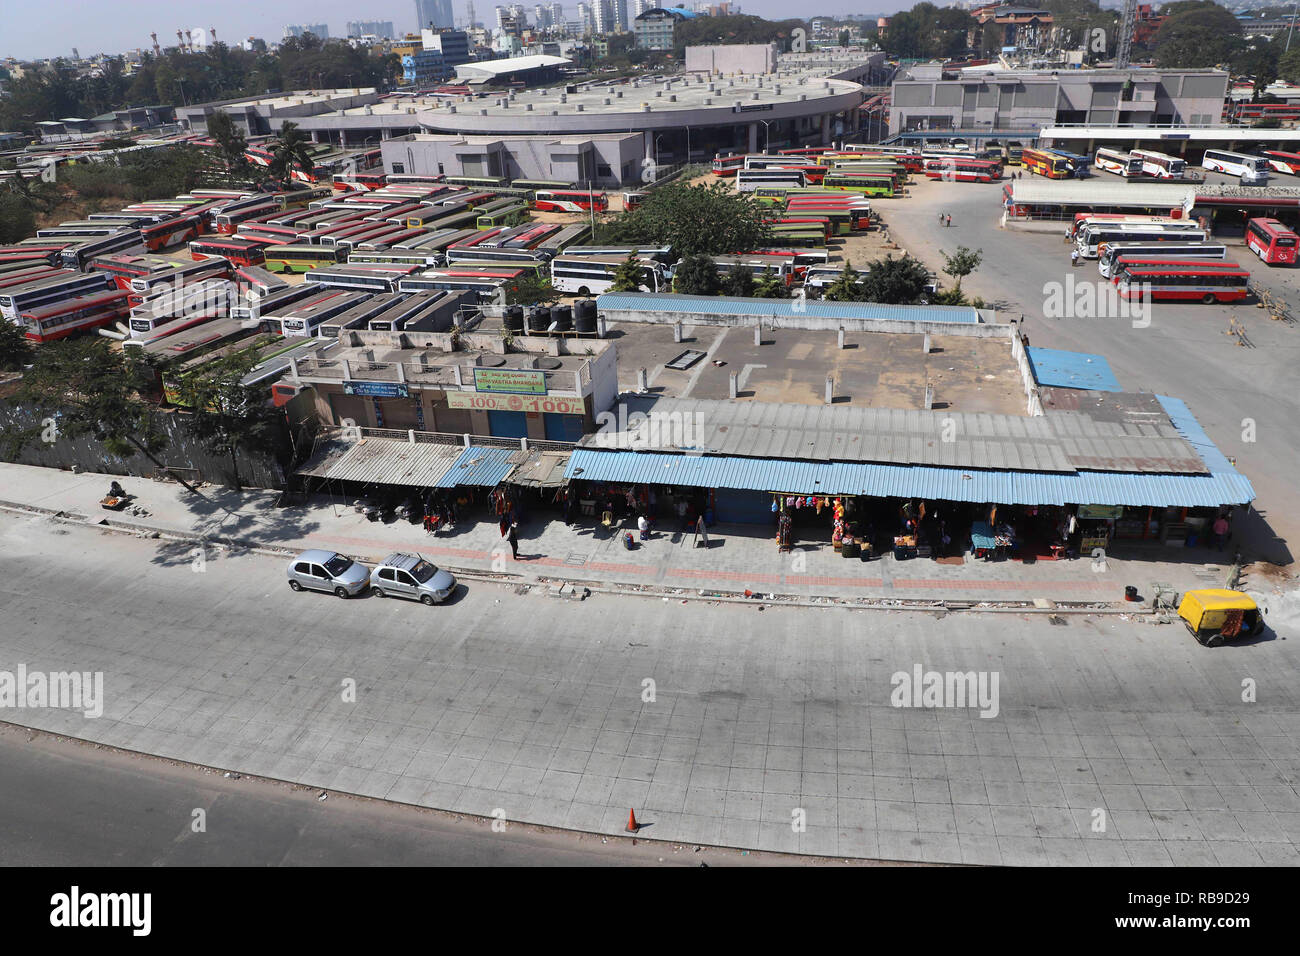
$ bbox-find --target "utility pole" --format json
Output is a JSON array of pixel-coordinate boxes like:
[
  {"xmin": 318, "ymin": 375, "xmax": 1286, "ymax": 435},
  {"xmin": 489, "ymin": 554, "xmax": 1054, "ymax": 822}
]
[{"xmin": 1115, "ymin": 0, "xmax": 1139, "ymax": 70}]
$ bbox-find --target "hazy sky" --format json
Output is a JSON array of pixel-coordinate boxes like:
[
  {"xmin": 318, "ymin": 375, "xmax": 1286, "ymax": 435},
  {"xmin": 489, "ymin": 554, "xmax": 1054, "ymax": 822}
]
[{"xmin": 5, "ymin": 0, "xmax": 892, "ymax": 60}]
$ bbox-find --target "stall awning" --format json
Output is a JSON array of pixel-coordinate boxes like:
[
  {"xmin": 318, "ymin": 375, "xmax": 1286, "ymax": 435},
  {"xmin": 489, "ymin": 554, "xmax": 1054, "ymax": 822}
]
[
  {"xmin": 437, "ymin": 444, "xmax": 520, "ymax": 488},
  {"xmin": 295, "ymin": 437, "xmax": 463, "ymax": 486},
  {"xmin": 509, "ymin": 450, "xmax": 573, "ymax": 488}
]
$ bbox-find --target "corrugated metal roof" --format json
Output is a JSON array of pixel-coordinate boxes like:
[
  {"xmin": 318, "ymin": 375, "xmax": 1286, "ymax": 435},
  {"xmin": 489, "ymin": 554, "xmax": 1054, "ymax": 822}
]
[
  {"xmin": 437, "ymin": 444, "xmax": 519, "ymax": 488},
  {"xmin": 509, "ymin": 450, "xmax": 572, "ymax": 487},
  {"xmin": 1009, "ymin": 180, "xmax": 1195, "ymax": 208},
  {"xmin": 594, "ymin": 291, "xmax": 979, "ymax": 324},
  {"xmin": 1025, "ymin": 347, "xmax": 1121, "ymax": 391},
  {"xmin": 296, "ymin": 438, "xmax": 462, "ymax": 486},
  {"xmin": 563, "ymin": 449, "xmax": 1253, "ymax": 508}
]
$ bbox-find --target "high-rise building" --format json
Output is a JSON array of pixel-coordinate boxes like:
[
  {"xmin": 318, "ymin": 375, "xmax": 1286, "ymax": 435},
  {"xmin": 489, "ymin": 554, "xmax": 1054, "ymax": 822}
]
[
  {"xmin": 576, "ymin": 1, "xmax": 594, "ymax": 34},
  {"xmin": 284, "ymin": 23, "xmax": 330, "ymax": 39},
  {"xmin": 467, "ymin": 1, "xmax": 477, "ymax": 28},
  {"xmin": 415, "ymin": 0, "xmax": 455, "ymax": 30},
  {"xmin": 347, "ymin": 20, "xmax": 396, "ymax": 38},
  {"xmin": 592, "ymin": 0, "xmax": 614, "ymax": 34},
  {"xmin": 614, "ymin": 0, "xmax": 628, "ymax": 31},
  {"xmin": 632, "ymin": 0, "xmax": 650, "ymax": 18}
]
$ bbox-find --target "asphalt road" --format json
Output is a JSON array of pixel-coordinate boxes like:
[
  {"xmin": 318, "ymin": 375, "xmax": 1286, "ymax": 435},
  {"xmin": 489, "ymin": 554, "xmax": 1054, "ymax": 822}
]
[{"xmin": 886, "ymin": 174, "xmax": 1300, "ymax": 566}]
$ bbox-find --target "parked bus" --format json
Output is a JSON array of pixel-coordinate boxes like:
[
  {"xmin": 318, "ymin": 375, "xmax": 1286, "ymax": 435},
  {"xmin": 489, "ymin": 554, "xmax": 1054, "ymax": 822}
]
[
  {"xmin": 1076, "ymin": 222, "xmax": 1204, "ymax": 258},
  {"xmin": 1262, "ymin": 150, "xmax": 1300, "ymax": 176},
  {"xmin": 333, "ymin": 170, "xmax": 388, "ymax": 191},
  {"xmin": 19, "ymin": 289, "xmax": 132, "ymax": 343},
  {"xmin": 820, "ymin": 172, "xmax": 894, "ymax": 197},
  {"xmin": 128, "ymin": 279, "xmax": 234, "ymax": 338},
  {"xmin": 736, "ymin": 168, "xmax": 807, "ymax": 193},
  {"xmin": 274, "ymin": 291, "xmax": 372, "ymax": 337},
  {"xmin": 922, "ymin": 157, "xmax": 1002, "ymax": 182},
  {"xmin": 1131, "ymin": 148, "xmax": 1187, "ymax": 180},
  {"xmin": 1020, "ymin": 147, "xmax": 1073, "ymax": 179},
  {"xmin": 315, "ymin": 293, "xmax": 406, "ymax": 338},
  {"xmin": 712, "ymin": 154, "xmax": 746, "ymax": 177},
  {"xmin": 1098, "ymin": 241, "xmax": 1228, "ymax": 279},
  {"xmin": 510, "ymin": 179, "xmax": 571, "ymax": 192},
  {"xmin": 121, "ymin": 305, "xmax": 226, "ymax": 349},
  {"xmin": 476, "ymin": 202, "xmax": 530, "ymax": 229},
  {"xmin": 263, "ymin": 244, "xmax": 347, "ymax": 273},
  {"xmin": 138, "ymin": 215, "xmax": 201, "ymax": 252},
  {"xmin": 235, "ymin": 223, "xmax": 301, "ymax": 245},
  {"xmin": 1201, "ymin": 149, "xmax": 1270, "ymax": 185},
  {"xmin": 531, "ymin": 189, "xmax": 609, "ymax": 213},
  {"xmin": 709, "ymin": 255, "xmax": 796, "ymax": 287},
  {"xmin": 445, "ymin": 244, "xmax": 553, "ymax": 265},
  {"xmin": 230, "ymin": 284, "xmax": 321, "ymax": 321},
  {"xmin": 60, "ymin": 232, "xmax": 141, "ymax": 270},
  {"xmin": 1245, "ymin": 217, "xmax": 1298, "ymax": 264},
  {"xmin": 129, "ymin": 258, "xmax": 230, "ymax": 296},
  {"xmin": 550, "ymin": 254, "xmax": 668, "ymax": 296},
  {"xmin": 0, "ymin": 272, "xmax": 112, "ymax": 320},
  {"xmin": 302, "ymin": 264, "xmax": 421, "ymax": 293},
  {"xmin": 444, "ymin": 175, "xmax": 509, "ymax": 188},
  {"xmin": 1105, "ymin": 257, "xmax": 1242, "ymax": 286},
  {"xmin": 233, "ymin": 264, "xmax": 290, "ymax": 299},
  {"xmin": 1115, "ymin": 261, "xmax": 1251, "ymax": 303},
  {"xmin": 187, "ymin": 237, "xmax": 268, "ymax": 268},
  {"xmin": 90, "ymin": 253, "xmax": 179, "ymax": 289},
  {"xmin": 212, "ymin": 200, "xmax": 282, "ymax": 234},
  {"xmin": 396, "ymin": 271, "xmax": 511, "ymax": 300},
  {"xmin": 535, "ymin": 223, "xmax": 593, "ymax": 256},
  {"xmin": 1095, "ymin": 148, "xmax": 1143, "ymax": 178},
  {"xmin": 1071, "ymin": 213, "xmax": 1184, "ymax": 237}
]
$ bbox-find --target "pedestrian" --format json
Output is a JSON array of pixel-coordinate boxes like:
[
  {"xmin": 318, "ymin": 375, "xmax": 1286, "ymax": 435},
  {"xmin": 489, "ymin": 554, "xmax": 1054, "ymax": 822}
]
[
  {"xmin": 939, "ymin": 211, "xmax": 945, "ymax": 225},
  {"xmin": 1070, "ymin": 248, "xmax": 1079, "ymax": 268},
  {"xmin": 1065, "ymin": 226, "xmax": 1072, "ymax": 244},
  {"xmin": 638, "ymin": 513, "xmax": 649, "ymax": 541},
  {"xmin": 1212, "ymin": 513, "xmax": 1230, "ymax": 551},
  {"xmin": 499, "ymin": 515, "xmax": 509, "ymax": 538},
  {"xmin": 946, "ymin": 214, "xmax": 952, "ymax": 228},
  {"xmin": 508, "ymin": 521, "xmax": 519, "ymax": 559},
  {"xmin": 694, "ymin": 514, "xmax": 709, "ymax": 549}
]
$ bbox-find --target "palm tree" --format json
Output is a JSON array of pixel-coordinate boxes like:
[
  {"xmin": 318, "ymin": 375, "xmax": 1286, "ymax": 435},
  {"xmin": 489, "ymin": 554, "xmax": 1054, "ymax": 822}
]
[{"xmin": 269, "ymin": 121, "xmax": 316, "ymax": 186}]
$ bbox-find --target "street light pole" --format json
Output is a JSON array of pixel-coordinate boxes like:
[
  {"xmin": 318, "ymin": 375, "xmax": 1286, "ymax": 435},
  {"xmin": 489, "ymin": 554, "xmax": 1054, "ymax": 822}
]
[
  {"xmin": 759, "ymin": 120, "xmax": 771, "ymax": 153},
  {"xmin": 1289, "ymin": 3, "xmax": 1298, "ymax": 52}
]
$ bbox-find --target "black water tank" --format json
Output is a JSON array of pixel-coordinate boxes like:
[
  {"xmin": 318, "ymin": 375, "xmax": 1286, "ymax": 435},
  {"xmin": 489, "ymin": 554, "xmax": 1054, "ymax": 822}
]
[
  {"xmin": 551, "ymin": 304, "xmax": 573, "ymax": 332},
  {"xmin": 526, "ymin": 305, "xmax": 551, "ymax": 333},
  {"xmin": 574, "ymin": 298, "xmax": 598, "ymax": 334},
  {"xmin": 503, "ymin": 304, "xmax": 525, "ymax": 334}
]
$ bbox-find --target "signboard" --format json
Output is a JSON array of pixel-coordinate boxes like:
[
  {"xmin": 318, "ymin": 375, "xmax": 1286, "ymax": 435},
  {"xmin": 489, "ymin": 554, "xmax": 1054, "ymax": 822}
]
[
  {"xmin": 474, "ymin": 367, "xmax": 547, "ymax": 395},
  {"xmin": 343, "ymin": 381, "xmax": 410, "ymax": 398},
  {"xmin": 447, "ymin": 392, "xmax": 584, "ymax": 415},
  {"xmin": 1078, "ymin": 504, "xmax": 1124, "ymax": 520},
  {"xmin": 733, "ymin": 103, "xmax": 774, "ymax": 113}
]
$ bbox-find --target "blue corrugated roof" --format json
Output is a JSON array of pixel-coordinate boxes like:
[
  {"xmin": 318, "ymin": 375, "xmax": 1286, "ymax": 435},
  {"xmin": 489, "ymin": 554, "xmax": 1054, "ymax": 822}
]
[
  {"xmin": 438, "ymin": 444, "xmax": 518, "ymax": 488},
  {"xmin": 564, "ymin": 449, "xmax": 1253, "ymax": 508},
  {"xmin": 1026, "ymin": 347, "xmax": 1121, "ymax": 391},
  {"xmin": 594, "ymin": 292, "xmax": 979, "ymax": 324}
]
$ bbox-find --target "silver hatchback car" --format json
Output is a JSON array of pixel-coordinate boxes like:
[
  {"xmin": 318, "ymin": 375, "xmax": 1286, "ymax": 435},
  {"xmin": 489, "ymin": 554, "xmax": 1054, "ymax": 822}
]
[
  {"xmin": 287, "ymin": 549, "xmax": 371, "ymax": 598},
  {"xmin": 369, "ymin": 552, "xmax": 457, "ymax": 605}
]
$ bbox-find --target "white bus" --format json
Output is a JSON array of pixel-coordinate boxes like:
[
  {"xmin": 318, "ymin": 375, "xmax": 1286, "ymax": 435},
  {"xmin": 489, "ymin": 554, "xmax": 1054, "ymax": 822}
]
[
  {"xmin": 1098, "ymin": 241, "xmax": 1228, "ymax": 279},
  {"xmin": 1201, "ymin": 149, "xmax": 1270, "ymax": 185},
  {"xmin": 1094, "ymin": 148, "xmax": 1143, "ymax": 178},
  {"xmin": 1076, "ymin": 222, "xmax": 1204, "ymax": 258},
  {"xmin": 549, "ymin": 254, "xmax": 669, "ymax": 296},
  {"xmin": 735, "ymin": 168, "xmax": 806, "ymax": 193},
  {"xmin": 1130, "ymin": 149, "xmax": 1187, "ymax": 180}
]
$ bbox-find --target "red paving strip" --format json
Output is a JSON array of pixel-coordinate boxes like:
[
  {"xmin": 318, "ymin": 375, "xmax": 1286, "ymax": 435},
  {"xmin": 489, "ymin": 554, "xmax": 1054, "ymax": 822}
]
[
  {"xmin": 585, "ymin": 561, "xmax": 655, "ymax": 575},
  {"xmin": 666, "ymin": 569, "xmax": 783, "ymax": 583},
  {"xmin": 894, "ymin": 579, "xmax": 1114, "ymax": 591},
  {"xmin": 789, "ymin": 576, "xmax": 887, "ymax": 587}
]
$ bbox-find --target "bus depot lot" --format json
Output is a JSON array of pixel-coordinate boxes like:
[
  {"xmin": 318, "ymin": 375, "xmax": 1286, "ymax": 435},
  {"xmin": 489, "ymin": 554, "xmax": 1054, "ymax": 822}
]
[
  {"xmin": 885, "ymin": 175, "xmax": 1300, "ymax": 567},
  {"xmin": 4, "ymin": 511, "xmax": 1300, "ymax": 866}
]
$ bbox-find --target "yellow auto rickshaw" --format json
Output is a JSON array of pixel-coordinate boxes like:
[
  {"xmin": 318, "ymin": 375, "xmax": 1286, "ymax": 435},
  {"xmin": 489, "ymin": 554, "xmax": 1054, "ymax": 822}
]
[{"xmin": 1177, "ymin": 589, "xmax": 1264, "ymax": 646}]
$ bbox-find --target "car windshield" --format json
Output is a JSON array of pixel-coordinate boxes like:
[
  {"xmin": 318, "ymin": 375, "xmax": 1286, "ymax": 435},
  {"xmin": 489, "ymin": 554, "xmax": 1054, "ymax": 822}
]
[
  {"xmin": 324, "ymin": 555, "xmax": 353, "ymax": 576},
  {"xmin": 410, "ymin": 559, "xmax": 438, "ymax": 582}
]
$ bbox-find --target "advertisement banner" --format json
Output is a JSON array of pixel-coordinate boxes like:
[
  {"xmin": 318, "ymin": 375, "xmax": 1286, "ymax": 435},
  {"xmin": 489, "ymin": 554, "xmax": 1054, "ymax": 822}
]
[
  {"xmin": 343, "ymin": 381, "xmax": 410, "ymax": 398},
  {"xmin": 473, "ymin": 367, "xmax": 547, "ymax": 395},
  {"xmin": 446, "ymin": 392, "xmax": 584, "ymax": 414}
]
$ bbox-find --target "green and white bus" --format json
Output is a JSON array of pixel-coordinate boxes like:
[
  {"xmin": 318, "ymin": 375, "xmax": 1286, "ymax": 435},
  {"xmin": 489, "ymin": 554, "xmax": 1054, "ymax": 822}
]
[{"xmin": 263, "ymin": 244, "xmax": 346, "ymax": 274}]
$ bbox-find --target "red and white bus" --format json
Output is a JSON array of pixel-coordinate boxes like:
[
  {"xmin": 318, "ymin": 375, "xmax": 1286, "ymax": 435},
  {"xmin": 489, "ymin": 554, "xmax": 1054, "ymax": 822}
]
[
  {"xmin": 212, "ymin": 199, "xmax": 282, "ymax": 234},
  {"xmin": 531, "ymin": 190, "xmax": 609, "ymax": 213},
  {"xmin": 1262, "ymin": 150, "xmax": 1300, "ymax": 176},
  {"xmin": 1245, "ymin": 217, "xmax": 1298, "ymax": 264},
  {"xmin": 141, "ymin": 215, "xmax": 202, "ymax": 252},
  {"xmin": 333, "ymin": 170, "xmax": 387, "ymax": 191},
  {"xmin": 923, "ymin": 157, "xmax": 1003, "ymax": 182},
  {"xmin": 19, "ymin": 289, "xmax": 132, "ymax": 343},
  {"xmin": 1116, "ymin": 261, "xmax": 1251, "ymax": 303},
  {"xmin": 188, "ymin": 237, "xmax": 269, "ymax": 268},
  {"xmin": 90, "ymin": 253, "xmax": 181, "ymax": 290},
  {"xmin": 711, "ymin": 154, "xmax": 746, "ymax": 177}
]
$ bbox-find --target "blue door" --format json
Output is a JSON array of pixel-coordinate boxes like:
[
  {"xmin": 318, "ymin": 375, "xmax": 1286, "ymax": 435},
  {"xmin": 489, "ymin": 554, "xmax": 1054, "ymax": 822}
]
[
  {"xmin": 488, "ymin": 410, "xmax": 528, "ymax": 439},
  {"xmin": 543, "ymin": 413, "xmax": 584, "ymax": 442}
]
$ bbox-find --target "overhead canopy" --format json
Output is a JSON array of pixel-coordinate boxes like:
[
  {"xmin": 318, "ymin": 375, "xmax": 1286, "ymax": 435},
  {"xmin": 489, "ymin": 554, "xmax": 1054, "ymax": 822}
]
[
  {"xmin": 296, "ymin": 437, "xmax": 462, "ymax": 486},
  {"xmin": 437, "ymin": 444, "xmax": 520, "ymax": 488}
]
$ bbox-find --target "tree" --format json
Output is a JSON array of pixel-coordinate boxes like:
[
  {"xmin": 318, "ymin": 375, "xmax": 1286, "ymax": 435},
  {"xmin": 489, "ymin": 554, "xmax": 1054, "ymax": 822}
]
[
  {"xmin": 0, "ymin": 193, "xmax": 36, "ymax": 245},
  {"xmin": 1281, "ymin": 46, "xmax": 1300, "ymax": 84},
  {"xmin": 607, "ymin": 181, "xmax": 772, "ymax": 257},
  {"xmin": 1153, "ymin": 2, "xmax": 1244, "ymax": 68},
  {"xmin": 0, "ymin": 319, "xmax": 34, "ymax": 371},
  {"xmin": 179, "ymin": 353, "xmax": 283, "ymax": 491},
  {"xmin": 941, "ymin": 246, "xmax": 983, "ymax": 294},
  {"xmin": 609, "ymin": 252, "xmax": 646, "ymax": 292},
  {"xmin": 12, "ymin": 338, "xmax": 205, "ymax": 495},
  {"xmin": 673, "ymin": 255, "xmax": 720, "ymax": 296},
  {"xmin": 721, "ymin": 262, "xmax": 754, "ymax": 298},
  {"xmin": 504, "ymin": 272, "xmax": 560, "ymax": 305},
  {"xmin": 268, "ymin": 121, "xmax": 317, "ymax": 186},
  {"xmin": 753, "ymin": 267, "xmax": 787, "ymax": 299},
  {"xmin": 823, "ymin": 262, "xmax": 865, "ymax": 302},
  {"xmin": 859, "ymin": 255, "xmax": 933, "ymax": 305},
  {"xmin": 201, "ymin": 110, "xmax": 261, "ymax": 188}
]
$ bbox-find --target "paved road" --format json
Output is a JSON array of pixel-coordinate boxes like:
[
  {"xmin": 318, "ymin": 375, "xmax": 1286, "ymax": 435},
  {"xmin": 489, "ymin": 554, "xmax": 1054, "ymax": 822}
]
[
  {"xmin": 887, "ymin": 175, "xmax": 1300, "ymax": 567},
  {"xmin": 2, "ymin": 513, "xmax": 1298, "ymax": 865}
]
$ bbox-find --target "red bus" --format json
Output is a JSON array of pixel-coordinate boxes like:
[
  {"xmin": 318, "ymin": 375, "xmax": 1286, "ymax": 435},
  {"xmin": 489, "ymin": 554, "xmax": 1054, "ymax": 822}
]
[
  {"xmin": 187, "ymin": 237, "xmax": 268, "ymax": 268},
  {"xmin": 1232, "ymin": 102, "xmax": 1300, "ymax": 121},
  {"xmin": 1116, "ymin": 261, "xmax": 1251, "ymax": 303},
  {"xmin": 1106, "ymin": 257, "xmax": 1243, "ymax": 284},
  {"xmin": 141, "ymin": 215, "xmax": 202, "ymax": 252},
  {"xmin": 212, "ymin": 200, "xmax": 282, "ymax": 234},
  {"xmin": 531, "ymin": 190, "xmax": 609, "ymax": 213},
  {"xmin": 711, "ymin": 154, "xmax": 746, "ymax": 177},
  {"xmin": 235, "ymin": 223, "xmax": 301, "ymax": 245},
  {"xmin": 1262, "ymin": 150, "xmax": 1300, "ymax": 176},
  {"xmin": 923, "ymin": 157, "xmax": 1003, "ymax": 182},
  {"xmin": 0, "ymin": 266, "xmax": 62, "ymax": 290},
  {"xmin": 777, "ymin": 147, "xmax": 831, "ymax": 158},
  {"xmin": 20, "ymin": 289, "xmax": 132, "ymax": 343},
  {"xmin": 90, "ymin": 253, "xmax": 181, "ymax": 290},
  {"xmin": 333, "ymin": 171, "xmax": 387, "ymax": 191},
  {"xmin": 1245, "ymin": 217, "xmax": 1298, "ymax": 265}
]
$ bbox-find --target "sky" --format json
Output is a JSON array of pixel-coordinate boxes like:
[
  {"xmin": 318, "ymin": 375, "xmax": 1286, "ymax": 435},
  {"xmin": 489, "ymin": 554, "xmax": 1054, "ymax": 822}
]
[{"xmin": 5, "ymin": 0, "xmax": 896, "ymax": 61}]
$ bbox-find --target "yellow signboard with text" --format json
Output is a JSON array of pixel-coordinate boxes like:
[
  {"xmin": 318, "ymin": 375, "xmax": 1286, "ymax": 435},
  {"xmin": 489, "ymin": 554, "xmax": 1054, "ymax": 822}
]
[{"xmin": 446, "ymin": 392, "xmax": 585, "ymax": 415}]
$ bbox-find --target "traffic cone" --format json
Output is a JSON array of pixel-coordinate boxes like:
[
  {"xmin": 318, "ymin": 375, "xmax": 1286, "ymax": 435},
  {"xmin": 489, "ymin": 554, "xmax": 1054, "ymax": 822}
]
[{"xmin": 626, "ymin": 808, "xmax": 639, "ymax": 832}]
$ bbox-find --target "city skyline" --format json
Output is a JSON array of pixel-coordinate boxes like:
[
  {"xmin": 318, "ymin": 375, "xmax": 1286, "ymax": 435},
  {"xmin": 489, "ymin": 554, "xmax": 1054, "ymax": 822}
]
[{"xmin": 2, "ymin": 0, "xmax": 894, "ymax": 60}]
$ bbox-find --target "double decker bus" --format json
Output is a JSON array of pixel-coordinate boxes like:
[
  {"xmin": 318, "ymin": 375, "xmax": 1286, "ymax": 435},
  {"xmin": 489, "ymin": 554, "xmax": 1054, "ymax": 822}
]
[
  {"xmin": 922, "ymin": 157, "xmax": 1002, "ymax": 182},
  {"xmin": 188, "ymin": 237, "xmax": 269, "ymax": 268},
  {"xmin": 263, "ymin": 245, "xmax": 347, "ymax": 274},
  {"xmin": 0, "ymin": 272, "xmax": 111, "ymax": 321},
  {"xmin": 1245, "ymin": 217, "xmax": 1299, "ymax": 264},
  {"xmin": 1098, "ymin": 241, "xmax": 1228, "ymax": 279},
  {"xmin": 1131, "ymin": 148, "xmax": 1187, "ymax": 180},
  {"xmin": 531, "ymin": 190, "xmax": 609, "ymax": 213},
  {"xmin": 549, "ymin": 255, "xmax": 669, "ymax": 296},
  {"xmin": 19, "ymin": 289, "xmax": 132, "ymax": 343},
  {"xmin": 1115, "ymin": 261, "xmax": 1251, "ymax": 303},
  {"xmin": 139, "ymin": 215, "xmax": 202, "ymax": 252},
  {"xmin": 1095, "ymin": 148, "xmax": 1143, "ymax": 178},
  {"xmin": 1201, "ymin": 149, "xmax": 1270, "ymax": 185},
  {"xmin": 711, "ymin": 154, "xmax": 746, "ymax": 177},
  {"xmin": 1075, "ymin": 222, "xmax": 1204, "ymax": 259},
  {"xmin": 1020, "ymin": 147, "xmax": 1073, "ymax": 179}
]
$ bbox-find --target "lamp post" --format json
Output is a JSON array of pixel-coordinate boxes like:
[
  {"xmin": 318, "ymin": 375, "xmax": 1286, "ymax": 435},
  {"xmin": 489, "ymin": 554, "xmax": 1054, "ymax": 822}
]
[
  {"xmin": 654, "ymin": 133, "xmax": 665, "ymax": 168},
  {"xmin": 1290, "ymin": 3, "xmax": 1299, "ymax": 52},
  {"xmin": 759, "ymin": 119, "xmax": 772, "ymax": 153}
]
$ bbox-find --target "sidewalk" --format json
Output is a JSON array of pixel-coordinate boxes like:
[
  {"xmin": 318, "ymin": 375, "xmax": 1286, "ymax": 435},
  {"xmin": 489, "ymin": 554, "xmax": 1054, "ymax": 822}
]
[{"xmin": 0, "ymin": 462, "xmax": 1243, "ymax": 606}]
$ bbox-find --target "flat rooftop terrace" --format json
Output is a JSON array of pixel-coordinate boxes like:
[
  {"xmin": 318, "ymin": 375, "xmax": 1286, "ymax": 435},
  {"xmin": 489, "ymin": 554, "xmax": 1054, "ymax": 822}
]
[{"xmin": 606, "ymin": 322, "xmax": 1028, "ymax": 416}]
